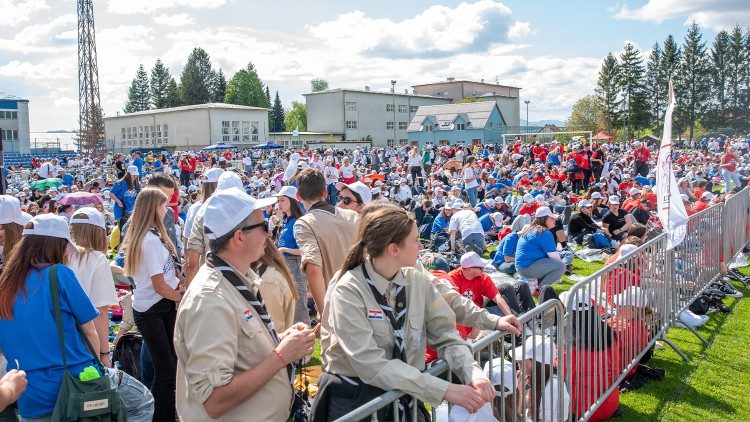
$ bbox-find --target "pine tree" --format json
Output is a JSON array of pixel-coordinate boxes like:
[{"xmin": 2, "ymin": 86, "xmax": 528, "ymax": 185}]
[
  {"xmin": 179, "ymin": 47, "xmax": 214, "ymax": 105},
  {"xmin": 212, "ymin": 68, "xmax": 227, "ymax": 103},
  {"xmin": 124, "ymin": 64, "xmax": 150, "ymax": 113},
  {"xmin": 265, "ymin": 86, "xmax": 271, "ymax": 105},
  {"xmin": 726, "ymin": 26, "xmax": 746, "ymax": 116},
  {"xmin": 708, "ymin": 30, "xmax": 731, "ymax": 128},
  {"xmin": 150, "ymin": 59, "xmax": 172, "ymax": 109},
  {"xmin": 660, "ymin": 35, "xmax": 682, "ymax": 107},
  {"xmin": 644, "ymin": 42, "xmax": 664, "ymax": 129},
  {"xmin": 676, "ymin": 22, "xmax": 711, "ymax": 141},
  {"xmin": 618, "ymin": 43, "xmax": 649, "ymax": 137},
  {"xmin": 166, "ymin": 78, "xmax": 182, "ymax": 107},
  {"xmin": 596, "ymin": 53, "xmax": 621, "ymax": 131},
  {"xmin": 271, "ymin": 91, "xmax": 285, "ymax": 132}
]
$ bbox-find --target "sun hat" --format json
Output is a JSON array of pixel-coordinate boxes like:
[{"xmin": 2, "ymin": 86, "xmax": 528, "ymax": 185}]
[
  {"xmin": 204, "ymin": 167, "xmax": 224, "ymax": 183},
  {"xmin": 613, "ymin": 286, "xmax": 649, "ymax": 308},
  {"xmin": 127, "ymin": 165, "xmax": 139, "ymax": 176},
  {"xmin": 336, "ymin": 181, "xmax": 372, "ymax": 205},
  {"xmin": 272, "ymin": 185, "xmax": 298, "ymax": 199},
  {"xmin": 0, "ymin": 195, "xmax": 27, "ymax": 225},
  {"xmin": 70, "ymin": 207, "xmax": 106, "ymax": 230},
  {"xmin": 483, "ymin": 358, "xmax": 516, "ymax": 398},
  {"xmin": 534, "ymin": 206, "xmax": 558, "ymax": 219},
  {"xmin": 492, "ymin": 212, "xmax": 504, "ymax": 226},
  {"xmin": 523, "ymin": 193, "xmax": 534, "ymax": 203},
  {"xmin": 609, "ymin": 195, "xmax": 621, "ymax": 205},
  {"xmin": 484, "ymin": 198, "xmax": 496, "ymax": 207},
  {"xmin": 23, "ymin": 214, "xmax": 74, "ymax": 246},
  {"xmin": 578, "ymin": 199, "xmax": 592, "ymax": 208},
  {"xmin": 217, "ymin": 171, "xmax": 244, "ymax": 191},
  {"xmin": 512, "ymin": 335, "xmax": 556, "ymax": 365},
  {"xmin": 459, "ymin": 251, "xmax": 489, "ymax": 269},
  {"xmin": 203, "ymin": 188, "xmax": 277, "ymax": 240},
  {"xmin": 629, "ymin": 187, "xmax": 641, "ymax": 196}
]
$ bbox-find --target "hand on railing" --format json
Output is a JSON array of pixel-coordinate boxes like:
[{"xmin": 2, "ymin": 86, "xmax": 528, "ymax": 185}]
[
  {"xmin": 496, "ymin": 314, "xmax": 522, "ymax": 335},
  {"xmin": 444, "ymin": 384, "xmax": 487, "ymax": 414}
]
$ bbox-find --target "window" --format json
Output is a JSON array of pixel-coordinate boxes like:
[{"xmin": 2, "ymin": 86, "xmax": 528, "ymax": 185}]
[
  {"xmin": 398, "ymin": 122, "xmax": 407, "ymax": 130},
  {"xmin": 121, "ymin": 128, "xmax": 126, "ymax": 141},
  {"xmin": 163, "ymin": 124, "xmax": 168, "ymax": 144},
  {"xmin": 242, "ymin": 121, "xmax": 250, "ymax": 142},
  {"xmin": 410, "ymin": 105, "xmax": 419, "ymax": 113},
  {"xmin": 151, "ymin": 125, "xmax": 155, "ymax": 139},
  {"xmin": 222, "ymin": 120, "xmax": 230, "ymax": 143},
  {"xmin": 345, "ymin": 101, "xmax": 357, "ymax": 111},
  {"xmin": 138, "ymin": 126, "xmax": 143, "ymax": 139},
  {"xmin": 346, "ymin": 120, "xmax": 357, "ymax": 129},
  {"xmin": 232, "ymin": 121, "xmax": 240, "ymax": 143},
  {"xmin": 11, "ymin": 111, "xmax": 16, "ymax": 119},
  {"xmin": 399, "ymin": 139, "xmax": 409, "ymax": 146},
  {"xmin": 423, "ymin": 124, "xmax": 433, "ymax": 132},
  {"xmin": 156, "ymin": 125, "xmax": 161, "ymax": 139},
  {"xmin": 398, "ymin": 105, "xmax": 407, "ymax": 113},
  {"xmin": 387, "ymin": 139, "xmax": 395, "ymax": 147},
  {"xmin": 386, "ymin": 121, "xmax": 394, "ymax": 130},
  {"xmin": 132, "ymin": 127, "xmax": 136, "ymax": 138},
  {"xmin": 386, "ymin": 103, "xmax": 394, "ymax": 112},
  {"xmin": 251, "ymin": 121, "xmax": 259, "ymax": 142},
  {"xmin": 292, "ymin": 139, "xmax": 303, "ymax": 148},
  {"xmin": 456, "ymin": 123, "xmax": 466, "ymax": 131}
]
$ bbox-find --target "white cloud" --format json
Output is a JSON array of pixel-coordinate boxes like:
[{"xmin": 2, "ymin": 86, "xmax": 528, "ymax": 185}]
[
  {"xmin": 614, "ymin": 0, "xmax": 748, "ymax": 30},
  {"xmin": 1, "ymin": 0, "xmax": 49, "ymax": 26},
  {"xmin": 0, "ymin": 13, "xmax": 76, "ymax": 53},
  {"xmin": 107, "ymin": 0, "xmax": 230, "ymax": 15},
  {"xmin": 508, "ymin": 21, "xmax": 536, "ymax": 39},
  {"xmin": 153, "ymin": 13, "xmax": 196, "ymax": 26},
  {"xmin": 307, "ymin": 0, "xmax": 532, "ymax": 58}
]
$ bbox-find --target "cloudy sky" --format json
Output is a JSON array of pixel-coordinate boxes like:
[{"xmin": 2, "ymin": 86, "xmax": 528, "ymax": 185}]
[{"xmin": 1, "ymin": 0, "xmax": 747, "ymax": 131}]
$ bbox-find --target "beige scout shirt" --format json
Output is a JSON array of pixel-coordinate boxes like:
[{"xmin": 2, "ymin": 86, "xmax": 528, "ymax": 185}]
[
  {"xmin": 321, "ymin": 260, "xmax": 485, "ymax": 406},
  {"xmin": 257, "ymin": 266, "xmax": 295, "ymax": 333},
  {"xmin": 293, "ymin": 202, "xmax": 359, "ymax": 285},
  {"xmin": 187, "ymin": 210, "xmax": 211, "ymax": 266},
  {"xmin": 174, "ymin": 265, "xmax": 292, "ymax": 421}
]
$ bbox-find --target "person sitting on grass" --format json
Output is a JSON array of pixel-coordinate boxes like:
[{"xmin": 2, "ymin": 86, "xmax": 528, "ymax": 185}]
[{"xmin": 515, "ymin": 207, "xmax": 567, "ymax": 291}]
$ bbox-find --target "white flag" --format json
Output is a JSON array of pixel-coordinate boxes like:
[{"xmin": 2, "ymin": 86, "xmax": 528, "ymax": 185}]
[
  {"xmin": 655, "ymin": 80, "xmax": 688, "ymax": 249},
  {"xmin": 291, "ymin": 125, "xmax": 300, "ymax": 137}
]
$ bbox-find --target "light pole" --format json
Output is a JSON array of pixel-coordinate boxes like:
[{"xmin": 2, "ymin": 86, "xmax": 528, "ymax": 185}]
[
  {"xmin": 524, "ymin": 100, "xmax": 530, "ymax": 133},
  {"xmin": 391, "ymin": 80, "xmax": 397, "ymax": 146}
]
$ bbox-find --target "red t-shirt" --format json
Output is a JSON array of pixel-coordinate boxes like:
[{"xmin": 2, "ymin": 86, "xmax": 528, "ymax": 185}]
[
  {"xmin": 170, "ymin": 190, "xmax": 179, "ymax": 223},
  {"xmin": 722, "ymin": 153, "xmax": 738, "ymax": 172},
  {"xmin": 518, "ymin": 203, "xmax": 540, "ymax": 216},
  {"xmin": 692, "ymin": 200, "xmax": 710, "ymax": 213},
  {"xmin": 447, "ymin": 269, "xmax": 499, "ymax": 337},
  {"xmin": 634, "ymin": 146, "xmax": 651, "ymax": 163}
]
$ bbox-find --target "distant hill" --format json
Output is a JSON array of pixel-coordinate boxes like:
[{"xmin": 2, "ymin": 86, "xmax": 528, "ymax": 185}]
[{"xmin": 520, "ymin": 119, "xmax": 565, "ymax": 127}]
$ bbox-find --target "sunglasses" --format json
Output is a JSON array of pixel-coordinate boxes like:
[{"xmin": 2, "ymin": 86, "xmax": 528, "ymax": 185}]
[
  {"xmin": 338, "ymin": 196, "xmax": 360, "ymax": 205},
  {"xmin": 240, "ymin": 221, "xmax": 268, "ymax": 233}
]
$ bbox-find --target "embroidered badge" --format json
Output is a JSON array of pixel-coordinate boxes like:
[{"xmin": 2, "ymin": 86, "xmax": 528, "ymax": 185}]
[
  {"xmin": 243, "ymin": 309, "xmax": 253, "ymax": 321},
  {"xmin": 367, "ymin": 309, "xmax": 384, "ymax": 320}
]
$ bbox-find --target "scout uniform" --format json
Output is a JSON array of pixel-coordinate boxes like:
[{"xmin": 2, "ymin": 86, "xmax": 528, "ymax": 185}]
[{"xmin": 313, "ymin": 260, "xmax": 485, "ymax": 421}]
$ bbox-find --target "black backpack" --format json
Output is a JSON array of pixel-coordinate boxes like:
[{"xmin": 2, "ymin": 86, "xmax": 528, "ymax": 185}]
[
  {"xmin": 688, "ymin": 296, "xmax": 710, "ymax": 315},
  {"xmin": 113, "ymin": 332, "xmax": 143, "ymax": 381}
]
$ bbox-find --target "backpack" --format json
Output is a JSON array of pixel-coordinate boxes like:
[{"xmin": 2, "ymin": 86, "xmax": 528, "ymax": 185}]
[
  {"xmin": 688, "ymin": 296, "xmax": 710, "ymax": 315},
  {"xmin": 566, "ymin": 158, "xmax": 578, "ymax": 172},
  {"xmin": 113, "ymin": 332, "xmax": 143, "ymax": 381}
]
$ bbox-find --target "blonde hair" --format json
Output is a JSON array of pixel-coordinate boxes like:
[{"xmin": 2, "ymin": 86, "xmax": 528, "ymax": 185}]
[
  {"xmin": 70, "ymin": 214, "xmax": 107, "ymax": 253},
  {"xmin": 0, "ymin": 223, "xmax": 23, "ymax": 253},
  {"xmin": 123, "ymin": 188, "xmax": 176, "ymax": 276},
  {"xmin": 252, "ymin": 237, "xmax": 299, "ymax": 300}
]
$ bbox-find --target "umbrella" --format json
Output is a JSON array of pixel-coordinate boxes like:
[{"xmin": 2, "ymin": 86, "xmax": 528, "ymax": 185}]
[
  {"xmin": 203, "ymin": 143, "xmax": 233, "ymax": 151},
  {"xmin": 57, "ymin": 192, "xmax": 103, "ymax": 206},
  {"xmin": 443, "ymin": 159, "xmax": 463, "ymax": 171},
  {"xmin": 30, "ymin": 178, "xmax": 63, "ymax": 191},
  {"xmin": 252, "ymin": 142, "xmax": 283, "ymax": 150},
  {"xmin": 592, "ymin": 131, "xmax": 615, "ymax": 141}
]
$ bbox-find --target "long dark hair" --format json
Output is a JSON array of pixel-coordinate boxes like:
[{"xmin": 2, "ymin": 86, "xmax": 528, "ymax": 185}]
[
  {"xmin": 0, "ymin": 232, "xmax": 67, "ymax": 319},
  {"xmin": 572, "ymin": 308, "xmax": 614, "ymax": 350},
  {"xmin": 118, "ymin": 172, "xmax": 140, "ymax": 191}
]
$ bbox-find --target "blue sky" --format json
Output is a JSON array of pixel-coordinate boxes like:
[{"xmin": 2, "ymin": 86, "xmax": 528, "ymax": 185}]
[{"xmin": 1, "ymin": 0, "xmax": 746, "ymax": 131}]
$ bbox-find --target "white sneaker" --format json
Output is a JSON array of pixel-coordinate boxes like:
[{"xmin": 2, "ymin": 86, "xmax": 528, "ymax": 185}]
[{"xmin": 679, "ymin": 309, "xmax": 709, "ymax": 328}]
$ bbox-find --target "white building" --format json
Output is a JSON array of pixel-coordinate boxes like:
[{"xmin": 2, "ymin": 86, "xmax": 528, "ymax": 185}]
[
  {"xmin": 0, "ymin": 92, "xmax": 31, "ymax": 153},
  {"xmin": 104, "ymin": 103, "xmax": 270, "ymax": 153},
  {"xmin": 304, "ymin": 88, "xmax": 451, "ymax": 147}
]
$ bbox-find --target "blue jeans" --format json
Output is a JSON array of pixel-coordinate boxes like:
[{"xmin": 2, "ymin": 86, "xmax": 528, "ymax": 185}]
[
  {"xmin": 327, "ymin": 183, "xmax": 338, "ymax": 205},
  {"xmin": 722, "ymin": 169, "xmax": 742, "ymax": 192},
  {"xmin": 463, "ymin": 233, "xmax": 485, "ymax": 255},
  {"xmin": 18, "ymin": 368, "xmax": 153, "ymax": 422},
  {"xmin": 592, "ymin": 233, "xmax": 612, "ymax": 249},
  {"xmin": 496, "ymin": 261, "xmax": 516, "ymax": 275},
  {"xmin": 466, "ymin": 186, "xmax": 478, "ymax": 206},
  {"xmin": 560, "ymin": 250, "xmax": 574, "ymax": 266}
]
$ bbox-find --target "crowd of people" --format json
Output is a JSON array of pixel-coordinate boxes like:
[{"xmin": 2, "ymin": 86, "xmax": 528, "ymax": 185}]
[{"xmin": 0, "ymin": 132, "xmax": 748, "ymax": 421}]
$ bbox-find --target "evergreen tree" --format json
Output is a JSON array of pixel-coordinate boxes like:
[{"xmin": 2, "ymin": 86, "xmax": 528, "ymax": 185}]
[
  {"xmin": 271, "ymin": 91, "xmax": 285, "ymax": 132},
  {"xmin": 150, "ymin": 59, "xmax": 172, "ymax": 109},
  {"xmin": 124, "ymin": 64, "xmax": 150, "ymax": 113},
  {"xmin": 166, "ymin": 78, "xmax": 182, "ymax": 107},
  {"xmin": 644, "ymin": 42, "xmax": 664, "ymax": 129},
  {"xmin": 660, "ymin": 35, "xmax": 682, "ymax": 118},
  {"xmin": 676, "ymin": 22, "xmax": 711, "ymax": 141},
  {"xmin": 265, "ymin": 86, "xmax": 271, "ymax": 105},
  {"xmin": 595, "ymin": 53, "xmax": 621, "ymax": 131},
  {"xmin": 179, "ymin": 47, "xmax": 214, "ymax": 105},
  {"xmin": 212, "ymin": 68, "xmax": 227, "ymax": 103},
  {"xmin": 726, "ymin": 26, "xmax": 746, "ymax": 116},
  {"xmin": 707, "ymin": 30, "xmax": 731, "ymax": 128},
  {"xmin": 224, "ymin": 68, "xmax": 268, "ymax": 108},
  {"xmin": 618, "ymin": 43, "xmax": 650, "ymax": 137}
]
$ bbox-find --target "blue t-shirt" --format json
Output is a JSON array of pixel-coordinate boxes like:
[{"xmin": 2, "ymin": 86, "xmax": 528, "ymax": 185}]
[
  {"xmin": 277, "ymin": 216, "xmax": 299, "ymax": 254},
  {"xmin": 492, "ymin": 232, "xmax": 519, "ymax": 267},
  {"xmin": 515, "ymin": 229, "xmax": 557, "ymax": 269},
  {"xmin": 548, "ymin": 154, "xmax": 560, "ymax": 165},
  {"xmin": 479, "ymin": 214, "xmax": 493, "ymax": 232},
  {"xmin": 110, "ymin": 179, "xmax": 139, "ymax": 219},
  {"xmin": 62, "ymin": 174, "xmax": 74, "ymax": 187},
  {"xmin": 153, "ymin": 160, "xmax": 164, "ymax": 173},
  {"xmin": 0, "ymin": 265, "xmax": 98, "ymax": 418},
  {"xmin": 132, "ymin": 157, "xmax": 144, "ymax": 176},
  {"xmin": 431, "ymin": 213, "xmax": 449, "ymax": 234},
  {"xmin": 475, "ymin": 204, "xmax": 492, "ymax": 219}
]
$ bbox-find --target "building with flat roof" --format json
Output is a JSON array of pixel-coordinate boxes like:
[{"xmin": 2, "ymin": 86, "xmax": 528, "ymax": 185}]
[
  {"xmin": 407, "ymin": 101, "xmax": 507, "ymax": 147},
  {"xmin": 412, "ymin": 78, "xmax": 521, "ymax": 128},
  {"xmin": 103, "ymin": 103, "xmax": 269, "ymax": 153},
  {"xmin": 304, "ymin": 87, "xmax": 451, "ymax": 147},
  {"xmin": 0, "ymin": 92, "xmax": 31, "ymax": 153}
]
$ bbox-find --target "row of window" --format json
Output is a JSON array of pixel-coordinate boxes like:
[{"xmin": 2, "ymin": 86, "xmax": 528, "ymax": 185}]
[
  {"xmin": 1, "ymin": 129, "xmax": 20, "ymax": 153},
  {"xmin": 122, "ymin": 138, "xmax": 168, "ymax": 147},
  {"xmin": 121, "ymin": 125, "xmax": 169, "ymax": 142},
  {"xmin": 0, "ymin": 110, "xmax": 18, "ymax": 120},
  {"xmin": 423, "ymin": 123, "xmax": 467, "ymax": 131},
  {"xmin": 221, "ymin": 120, "xmax": 259, "ymax": 143},
  {"xmin": 345, "ymin": 121, "xmax": 409, "ymax": 130},
  {"xmin": 344, "ymin": 102, "xmax": 418, "ymax": 114},
  {"xmin": 385, "ymin": 139, "xmax": 410, "ymax": 147}
]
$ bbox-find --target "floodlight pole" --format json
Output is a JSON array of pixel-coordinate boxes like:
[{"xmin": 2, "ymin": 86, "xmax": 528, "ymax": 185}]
[{"xmin": 524, "ymin": 100, "xmax": 530, "ymax": 133}]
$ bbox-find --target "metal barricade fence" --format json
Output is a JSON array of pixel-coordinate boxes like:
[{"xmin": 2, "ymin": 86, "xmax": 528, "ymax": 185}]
[
  {"xmin": 333, "ymin": 300, "xmax": 566, "ymax": 422},
  {"xmin": 723, "ymin": 187, "xmax": 750, "ymax": 265}
]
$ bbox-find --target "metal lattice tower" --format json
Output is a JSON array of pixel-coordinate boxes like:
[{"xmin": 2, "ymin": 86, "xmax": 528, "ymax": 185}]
[{"xmin": 77, "ymin": 0, "xmax": 103, "ymax": 156}]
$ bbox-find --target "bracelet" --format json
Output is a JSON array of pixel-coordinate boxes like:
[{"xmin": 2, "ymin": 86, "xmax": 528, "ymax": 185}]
[{"xmin": 272, "ymin": 348, "xmax": 286, "ymax": 367}]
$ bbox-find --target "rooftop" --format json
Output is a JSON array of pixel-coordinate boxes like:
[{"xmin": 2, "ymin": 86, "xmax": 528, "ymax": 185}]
[
  {"xmin": 104, "ymin": 102, "xmax": 269, "ymax": 119},
  {"xmin": 303, "ymin": 88, "xmax": 448, "ymax": 100},
  {"xmin": 412, "ymin": 79, "xmax": 521, "ymax": 90},
  {"xmin": 407, "ymin": 101, "xmax": 501, "ymax": 132},
  {"xmin": 0, "ymin": 92, "xmax": 29, "ymax": 101}
]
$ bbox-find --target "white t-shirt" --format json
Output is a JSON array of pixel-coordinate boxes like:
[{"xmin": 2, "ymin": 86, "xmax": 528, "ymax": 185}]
[
  {"xmin": 324, "ymin": 166, "xmax": 339, "ymax": 185},
  {"xmin": 38, "ymin": 162, "xmax": 60, "ymax": 178},
  {"xmin": 463, "ymin": 167, "xmax": 479, "ymax": 189},
  {"xmin": 340, "ymin": 165, "xmax": 355, "ymax": 179},
  {"xmin": 407, "ymin": 154, "xmax": 421, "ymax": 167},
  {"xmin": 131, "ymin": 231, "xmax": 179, "ymax": 312},
  {"xmin": 242, "ymin": 156, "xmax": 252, "ymax": 167},
  {"xmin": 448, "ymin": 209, "xmax": 484, "ymax": 239},
  {"xmin": 67, "ymin": 251, "xmax": 118, "ymax": 308},
  {"xmin": 183, "ymin": 200, "xmax": 203, "ymax": 239}
]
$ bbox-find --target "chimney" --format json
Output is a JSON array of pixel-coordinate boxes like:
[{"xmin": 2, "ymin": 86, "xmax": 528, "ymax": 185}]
[
  {"xmin": 447, "ymin": 77, "xmax": 455, "ymax": 82},
  {"xmin": 404, "ymin": 89, "xmax": 408, "ymax": 94},
  {"xmin": 364, "ymin": 86, "xmax": 370, "ymax": 92},
  {"xmin": 116, "ymin": 111, "xmax": 120, "ymax": 116}
]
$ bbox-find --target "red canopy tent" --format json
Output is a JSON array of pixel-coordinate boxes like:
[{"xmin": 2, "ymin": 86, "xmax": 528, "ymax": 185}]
[{"xmin": 592, "ymin": 131, "xmax": 615, "ymax": 140}]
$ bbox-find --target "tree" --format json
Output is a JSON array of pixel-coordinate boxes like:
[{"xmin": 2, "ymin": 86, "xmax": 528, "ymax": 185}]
[
  {"xmin": 595, "ymin": 53, "xmax": 621, "ymax": 131},
  {"xmin": 224, "ymin": 68, "xmax": 270, "ymax": 108},
  {"xmin": 565, "ymin": 95, "xmax": 607, "ymax": 132},
  {"xmin": 618, "ymin": 43, "xmax": 650, "ymax": 137},
  {"xmin": 212, "ymin": 68, "xmax": 227, "ymax": 103},
  {"xmin": 179, "ymin": 47, "xmax": 214, "ymax": 105},
  {"xmin": 726, "ymin": 26, "xmax": 746, "ymax": 116},
  {"xmin": 270, "ymin": 91, "xmax": 285, "ymax": 132},
  {"xmin": 644, "ymin": 42, "xmax": 664, "ymax": 129},
  {"xmin": 124, "ymin": 64, "xmax": 150, "ymax": 113},
  {"xmin": 707, "ymin": 30, "xmax": 731, "ymax": 128},
  {"xmin": 311, "ymin": 78, "xmax": 329, "ymax": 92},
  {"xmin": 284, "ymin": 101, "xmax": 307, "ymax": 131},
  {"xmin": 265, "ymin": 86, "xmax": 271, "ymax": 105},
  {"xmin": 676, "ymin": 22, "xmax": 711, "ymax": 141},
  {"xmin": 150, "ymin": 59, "xmax": 172, "ymax": 109},
  {"xmin": 165, "ymin": 78, "xmax": 182, "ymax": 107}
]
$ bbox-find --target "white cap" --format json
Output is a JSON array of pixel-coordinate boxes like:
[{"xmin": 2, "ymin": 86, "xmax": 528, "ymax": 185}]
[
  {"xmin": 484, "ymin": 198, "xmax": 496, "ymax": 207},
  {"xmin": 591, "ymin": 192, "xmax": 602, "ymax": 200},
  {"xmin": 534, "ymin": 194, "xmax": 545, "ymax": 203},
  {"xmin": 204, "ymin": 167, "xmax": 224, "ymax": 183},
  {"xmin": 23, "ymin": 214, "xmax": 74, "ymax": 245},
  {"xmin": 609, "ymin": 195, "xmax": 621, "ymax": 204},
  {"xmin": 483, "ymin": 358, "xmax": 515, "ymax": 398},
  {"xmin": 203, "ymin": 188, "xmax": 277, "ymax": 240},
  {"xmin": 622, "ymin": 173, "xmax": 631, "ymax": 179},
  {"xmin": 459, "ymin": 251, "xmax": 489, "ymax": 269},
  {"xmin": 578, "ymin": 199, "xmax": 592, "ymax": 208},
  {"xmin": 70, "ymin": 207, "xmax": 106, "ymax": 230},
  {"xmin": 619, "ymin": 243, "xmax": 638, "ymax": 257},
  {"xmin": 534, "ymin": 206, "xmax": 558, "ymax": 219},
  {"xmin": 0, "ymin": 195, "xmax": 26, "ymax": 225},
  {"xmin": 399, "ymin": 177, "xmax": 408, "ymax": 184},
  {"xmin": 272, "ymin": 185, "xmax": 298, "ymax": 199},
  {"xmin": 613, "ymin": 286, "xmax": 648, "ymax": 308},
  {"xmin": 127, "ymin": 165, "xmax": 139, "ymax": 176},
  {"xmin": 443, "ymin": 202, "xmax": 456, "ymax": 210},
  {"xmin": 371, "ymin": 187, "xmax": 382, "ymax": 195},
  {"xmin": 336, "ymin": 181, "xmax": 372, "ymax": 205},
  {"xmin": 701, "ymin": 191, "xmax": 715, "ymax": 201},
  {"xmin": 452, "ymin": 199, "xmax": 465, "ymax": 209},
  {"xmin": 492, "ymin": 212, "xmax": 504, "ymax": 226},
  {"xmin": 560, "ymin": 290, "xmax": 592, "ymax": 311},
  {"xmin": 512, "ymin": 335, "xmax": 556, "ymax": 365},
  {"xmin": 374, "ymin": 180, "xmax": 383, "ymax": 187},
  {"xmin": 217, "ymin": 171, "xmax": 244, "ymax": 191},
  {"xmin": 629, "ymin": 187, "xmax": 641, "ymax": 196},
  {"xmin": 523, "ymin": 193, "xmax": 534, "ymax": 203}
]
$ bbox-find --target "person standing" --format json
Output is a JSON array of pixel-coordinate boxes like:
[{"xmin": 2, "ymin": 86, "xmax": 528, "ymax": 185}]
[
  {"xmin": 463, "ymin": 156, "xmax": 479, "ymax": 206},
  {"xmin": 174, "ymin": 188, "xmax": 314, "ymax": 421},
  {"xmin": 408, "ymin": 147, "xmax": 423, "ymax": 188},
  {"xmin": 720, "ymin": 146, "xmax": 742, "ymax": 192},
  {"xmin": 110, "ymin": 165, "xmax": 141, "ymax": 232},
  {"xmin": 633, "ymin": 141, "xmax": 651, "ymax": 177}
]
